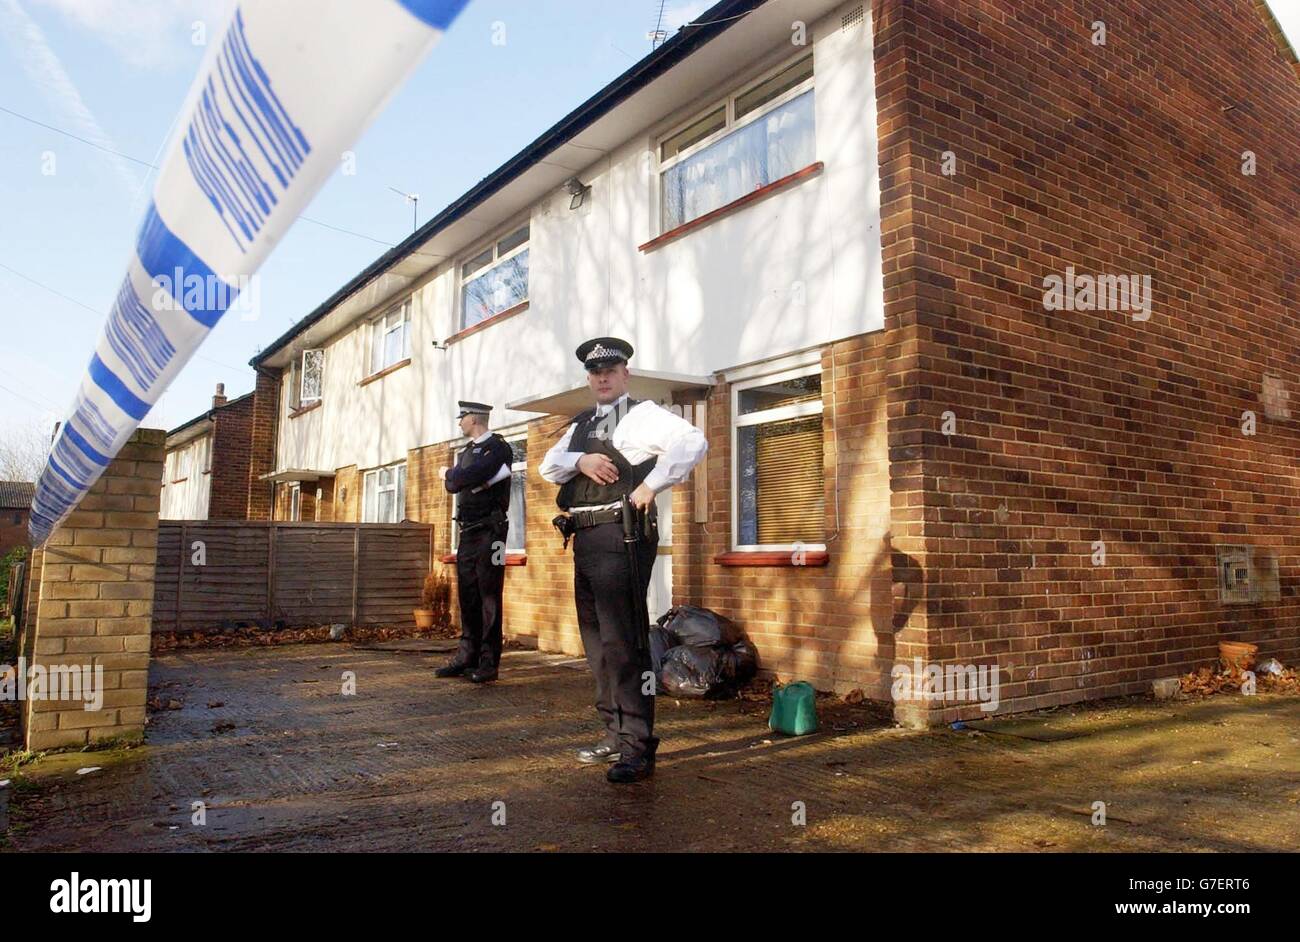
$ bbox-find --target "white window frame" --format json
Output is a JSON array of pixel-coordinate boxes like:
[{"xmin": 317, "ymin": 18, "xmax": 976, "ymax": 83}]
[
  {"xmin": 655, "ymin": 50, "xmax": 816, "ymax": 233},
  {"xmin": 368, "ymin": 302, "xmax": 412, "ymax": 377},
  {"xmin": 456, "ymin": 220, "xmax": 531, "ymax": 330},
  {"xmin": 173, "ymin": 447, "xmax": 192, "ymax": 483},
  {"xmin": 289, "ymin": 484, "xmax": 301, "ymax": 522},
  {"xmin": 730, "ymin": 363, "xmax": 826, "ymax": 552},
  {"xmin": 361, "ymin": 461, "xmax": 407, "ymax": 523},
  {"xmin": 299, "ymin": 348, "xmax": 324, "ymax": 404}
]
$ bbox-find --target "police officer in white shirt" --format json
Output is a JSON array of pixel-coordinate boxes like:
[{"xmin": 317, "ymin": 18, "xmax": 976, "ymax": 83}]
[
  {"xmin": 540, "ymin": 338, "xmax": 707, "ymax": 782},
  {"xmin": 435, "ymin": 401, "xmax": 514, "ymax": 683}
]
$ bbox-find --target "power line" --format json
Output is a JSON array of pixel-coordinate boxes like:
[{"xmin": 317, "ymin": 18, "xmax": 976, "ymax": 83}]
[
  {"xmin": 0, "ymin": 103, "xmax": 396, "ymax": 248},
  {"xmin": 0, "ymin": 260, "xmax": 251, "ymax": 375},
  {"xmin": 0, "ymin": 380, "xmax": 60, "ymax": 413}
]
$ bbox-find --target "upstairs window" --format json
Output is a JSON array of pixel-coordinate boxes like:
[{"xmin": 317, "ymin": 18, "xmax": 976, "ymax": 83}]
[
  {"xmin": 460, "ymin": 223, "xmax": 529, "ymax": 329},
  {"xmin": 299, "ymin": 349, "xmax": 323, "ymax": 404},
  {"xmin": 659, "ymin": 53, "xmax": 815, "ymax": 231},
  {"xmin": 369, "ymin": 303, "xmax": 411, "ymax": 376},
  {"xmin": 733, "ymin": 366, "xmax": 825, "ymax": 550}
]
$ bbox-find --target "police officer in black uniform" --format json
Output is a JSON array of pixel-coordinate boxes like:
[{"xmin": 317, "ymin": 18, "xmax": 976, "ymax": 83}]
[
  {"xmin": 435, "ymin": 401, "xmax": 515, "ymax": 684},
  {"xmin": 541, "ymin": 339, "xmax": 707, "ymax": 782}
]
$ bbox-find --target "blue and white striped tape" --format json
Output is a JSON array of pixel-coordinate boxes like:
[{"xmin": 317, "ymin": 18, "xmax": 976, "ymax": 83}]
[{"xmin": 29, "ymin": 0, "xmax": 470, "ymax": 545}]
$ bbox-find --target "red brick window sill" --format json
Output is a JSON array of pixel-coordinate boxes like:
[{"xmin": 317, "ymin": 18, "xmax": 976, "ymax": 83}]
[
  {"xmin": 441, "ymin": 552, "xmax": 527, "ymax": 566},
  {"xmin": 713, "ymin": 550, "xmax": 829, "ymax": 567},
  {"xmin": 444, "ymin": 301, "xmax": 530, "ymax": 346},
  {"xmin": 639, "ymin": 161, "xmax": 824, "ymax": 253},
  {"xmin": 359, "ymin": 358, "xmax": 411, "ymax": 386},
  {"xmin": 288, "ymin": 400, "xmax": 322, "ymax": 419}
]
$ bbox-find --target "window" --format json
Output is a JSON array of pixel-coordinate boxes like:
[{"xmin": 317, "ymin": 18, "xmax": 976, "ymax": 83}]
[
  {"xmin": 289, "ymin": 484, "xmax": 301, "ymax": 522},
  {"xmin": 506, "ymin": 438, "xmax": 526, "ymax": 552},
  {"xmin": 460, "ymin": 223, "xmax": 529, "ymax": 329},
  {"xmin": 300, "ymin": 349, "xmax": 323, "ymax": 403},
  {"xmin": 732, "ymin": 367, "xmax": 824, "ymax": 549},
  {"xmin": 362, "ymin": 462, "xmax": 407, "ymax": 523},
  {"xmin": 369, "ymin": 303, "xmax": 411, "ymax": 376},
  {"xmin": 659, "ymin": 52, "xmax": 815, "ymax": 231},
  {"xmin": 451, "ymin": 437, "xmax": 527, "ymax": 553}
]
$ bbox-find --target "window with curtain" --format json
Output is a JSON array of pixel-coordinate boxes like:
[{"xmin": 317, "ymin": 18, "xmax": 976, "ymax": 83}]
[
  {"xmin": 734, "ymin": 369, "xmax": 824, "ymax": 548},
  {"xmin": 300, "ymin": 349, "xmax": 324, "ymax": 403},
  {"xmin": 659, "ymin": 53, "xmax": 815, "ymax": 231},
  {"xmin": 460, "ymin": 223, "xmax": 530, "ymax": 329}
]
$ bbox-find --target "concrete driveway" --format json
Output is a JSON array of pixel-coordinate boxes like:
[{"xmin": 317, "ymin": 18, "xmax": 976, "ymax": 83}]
[{"xmin": 3, "ymin": 642, "xmax": 1298, "ymax": 852}]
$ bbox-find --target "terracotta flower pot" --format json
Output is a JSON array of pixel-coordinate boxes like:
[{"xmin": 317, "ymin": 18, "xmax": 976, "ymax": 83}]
[
  {"xmin": 1219, "ymin": 640, "xmax": 1258, "ymax": 673},
  {"xmin": 413, "ymin": 609, "xmax": 435, "ymax": 629}
]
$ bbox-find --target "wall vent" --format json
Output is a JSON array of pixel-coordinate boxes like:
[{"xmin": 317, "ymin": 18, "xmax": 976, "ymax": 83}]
[
  {"xmin": 842, "ymin": 5, "xmax": 864, "ymax": 32},
  {"xmin": 1216, "ymin": 545, "xmax": 1280, "ymax": 605}
]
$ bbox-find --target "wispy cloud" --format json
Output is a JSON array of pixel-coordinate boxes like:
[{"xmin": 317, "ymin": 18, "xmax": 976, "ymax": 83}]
[
  {"xmin": 32, "ymin": 0, "xmax": 227, "ymax": 70},
  {"xmin": 0, "ymin": 0, "xmax": 141, "ymax": 193}
]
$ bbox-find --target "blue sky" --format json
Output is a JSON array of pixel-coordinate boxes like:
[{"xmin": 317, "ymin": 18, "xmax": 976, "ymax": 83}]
[
  {"xmin": 0, "ymin": 0, "xmax": 1297, "ymax": 447},
  {"xmin": 0, "ymin": 0, "xmax": 711, "ymax": 441}
]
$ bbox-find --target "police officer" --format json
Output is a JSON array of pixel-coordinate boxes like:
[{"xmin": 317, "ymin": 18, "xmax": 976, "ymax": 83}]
[
  {"xmin": 540, "ymin": 338, "xmax": 707, "ymax": 782},
  {"xmin": 435, "ymin": 401, "xmax": 514, "ymax": 684}
]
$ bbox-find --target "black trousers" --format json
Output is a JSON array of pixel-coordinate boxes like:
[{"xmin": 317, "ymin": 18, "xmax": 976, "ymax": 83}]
[
  {"xmin": 454, "ymin": 516, "xmax": 508, "ymax": 669},
  {"xmin": 573, "ymin": 520, "xmax": 658, "ymax": 760}
]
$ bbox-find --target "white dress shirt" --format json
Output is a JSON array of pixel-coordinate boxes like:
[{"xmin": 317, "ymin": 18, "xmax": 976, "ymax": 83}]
[{"xmin": 539, "ymin": 393, "xmax": 707, "ymax": 506}]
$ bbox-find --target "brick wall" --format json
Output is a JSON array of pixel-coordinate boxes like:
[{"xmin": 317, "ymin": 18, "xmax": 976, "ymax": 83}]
[
  {"xmin": 246, "ymin": 368, "xmax": 280, "ymax": 520},
  {"xmin": 0, "ymin": 508, "xmax": 29, "ymax": 559},
  {"xmin": 208, "ymin": 393, "xmax": 254, "ymax": 519},
  {"xmin": 671, "ymin": 335, "xmax": 898, "ymax": 696},
  {"xmin": 873, "ymin": 0, "xmax": 1300, "ymax": 723},
  {"xmin": 22, "ymin": 428, "xmax": 163, "ymax": 750}
]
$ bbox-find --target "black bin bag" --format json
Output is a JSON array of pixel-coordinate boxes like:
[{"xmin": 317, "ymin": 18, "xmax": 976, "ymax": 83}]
[
  {"xmin": 656, "ymin": 604, "xmax": 742, "ymax": 648},
  {"xmin": 660, "ymin": 645, "xmax": 727, "ymax": 699}
]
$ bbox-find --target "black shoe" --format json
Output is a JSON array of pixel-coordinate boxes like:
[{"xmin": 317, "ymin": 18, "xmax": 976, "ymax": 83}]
[
  {"xmin": 576, "ymin": 743, "xmax": 621, "ymax": 765},
  {"xmin": 607, "ymin": 754, "xmax": 655, "ymax": 783},
  {"xmin": 468, "ymin": 665, "xmax": 498, "ymax": 683},
  {"xmin": 434, "ymin": 660, "xmax": 471, "ymax": 678}
]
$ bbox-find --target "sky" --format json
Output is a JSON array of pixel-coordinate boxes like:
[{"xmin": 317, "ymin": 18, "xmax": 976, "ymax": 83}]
[
  {"xmin": 0, "ymin": 0, "xmax": 1296, "ymax": 451},
  {"xmin": 0, "ymin": 0, "xmax": 713, "ymax": 445}
]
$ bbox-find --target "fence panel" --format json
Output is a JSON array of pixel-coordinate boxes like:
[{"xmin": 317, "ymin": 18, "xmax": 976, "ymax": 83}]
[{"xmin": 153, "ymin": 521, "xmax": 433, "ymax": 633}]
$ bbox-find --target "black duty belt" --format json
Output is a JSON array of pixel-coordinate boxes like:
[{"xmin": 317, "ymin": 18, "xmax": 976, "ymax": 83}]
[
  {"xmin": 457, "ymin": 510, "xmax": 506, "ymax": 534},
  {"xmin": 567, "ymin": 507, "xmax": 623, "ymax": 529}
]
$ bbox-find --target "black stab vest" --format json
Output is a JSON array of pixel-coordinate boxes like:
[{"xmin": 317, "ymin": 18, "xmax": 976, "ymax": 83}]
[
  {"xmin": 556, "ymin": 399, "xmax": 656, "ymax": 510},
  {"xmin": 456, "ymin": 433, "xmax": 512, "ymax": 523}
]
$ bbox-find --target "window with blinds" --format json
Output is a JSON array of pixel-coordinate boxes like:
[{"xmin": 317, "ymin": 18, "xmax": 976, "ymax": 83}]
[{"xmin": 734, "ymin": 369, "xmax": 825, "ymax": 548}]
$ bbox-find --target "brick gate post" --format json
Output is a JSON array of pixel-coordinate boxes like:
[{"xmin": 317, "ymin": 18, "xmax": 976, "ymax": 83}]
[{"xmin": 22, "ymin": 429, "xmax": 165, "ymax": 751}]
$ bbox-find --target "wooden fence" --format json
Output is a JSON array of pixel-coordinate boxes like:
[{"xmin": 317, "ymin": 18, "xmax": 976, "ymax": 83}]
[{"xmin": 153, "ymin": 521, "xmax": 434, "ymax": 633}]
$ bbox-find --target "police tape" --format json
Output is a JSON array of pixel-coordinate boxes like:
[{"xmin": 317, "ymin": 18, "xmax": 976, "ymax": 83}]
[{"xmin": 28, "ymin": 0, "xmax": 470, "ymax": 545}]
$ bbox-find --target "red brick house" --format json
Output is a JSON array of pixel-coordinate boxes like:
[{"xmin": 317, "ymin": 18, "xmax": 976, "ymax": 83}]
[
  {"xmin": 244, "ymin": 0, "xmax": 1300, "ymax": 724},
  {"xmin": 160, "ymin": 384, "xmax": 263, "ymax": 521},
  {"xmin": 0, "ymin": 481, "xmax": 35, "ymax": 559}
]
